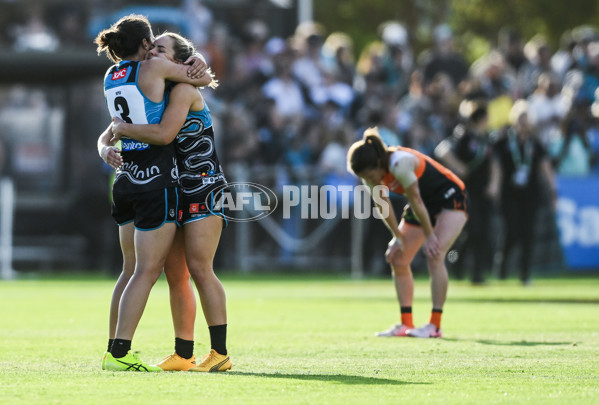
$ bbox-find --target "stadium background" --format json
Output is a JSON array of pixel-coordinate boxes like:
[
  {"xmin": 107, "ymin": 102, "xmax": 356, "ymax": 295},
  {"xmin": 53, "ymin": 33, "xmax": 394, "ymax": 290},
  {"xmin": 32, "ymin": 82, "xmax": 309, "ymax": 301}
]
[{"xmin": 0, "ymin": 0, "xmax": 598, "ymax": 277}]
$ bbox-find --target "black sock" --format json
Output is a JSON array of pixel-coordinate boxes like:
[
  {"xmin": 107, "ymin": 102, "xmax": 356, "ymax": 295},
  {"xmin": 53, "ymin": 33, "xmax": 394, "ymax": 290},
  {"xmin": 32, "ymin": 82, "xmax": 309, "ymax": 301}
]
[
  {"xmin": 432, "ymin": 308, "xmax": 443, "ymax": 314},
  {"xmin": 107, "ymin": 338, "xmax": 114, "ymax": 352},
  {"xmin": 400, "ymin": 306, "xmax": 412, "ymax": 313},
  {"xmin": 175, "ymin": 337, "xmax": 194, "ymax": 359},
  {"xmin": 209, "ymin": 324, "xmax": 227, "ymax": 355},
  {"xmin": 110, "ymin": 339, "xmax": 131, "ymax": 358}
]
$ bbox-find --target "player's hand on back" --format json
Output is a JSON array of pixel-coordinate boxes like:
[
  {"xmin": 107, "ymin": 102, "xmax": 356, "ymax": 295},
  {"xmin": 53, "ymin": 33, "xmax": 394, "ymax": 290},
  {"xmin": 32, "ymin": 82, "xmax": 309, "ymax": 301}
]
[{"xmin": 184, "ymin": 53, "xmax": 208, "ymax": 79}]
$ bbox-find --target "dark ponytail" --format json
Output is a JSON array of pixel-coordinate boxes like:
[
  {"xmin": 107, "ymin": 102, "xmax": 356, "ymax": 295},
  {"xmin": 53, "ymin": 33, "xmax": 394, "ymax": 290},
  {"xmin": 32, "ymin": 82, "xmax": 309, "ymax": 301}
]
[
  {"xmin": 347, "ymin": 127, "xmax": 389, "ymax": 175},
  {"xmin": 94, "ymin": 14, "xmax": 152, "ymax": 63}
]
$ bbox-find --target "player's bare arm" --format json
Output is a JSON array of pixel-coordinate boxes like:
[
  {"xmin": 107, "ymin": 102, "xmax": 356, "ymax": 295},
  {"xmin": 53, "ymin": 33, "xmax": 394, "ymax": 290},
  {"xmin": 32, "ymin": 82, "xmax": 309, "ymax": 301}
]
[
  {"xmin": 404, "ymin": 182, "xmax": 440, "ymax": 258},
  {"xmin": 112, "ymin": 84, "xmax": 197, "ymax": 145},
  {"xmin": 151, "ymin": 56, "xmax": 213, "ymax": 87},
  {"xmin": 97, "ymin": 124, "xmax": 122, "ymax": 169},
  {"xmin": 364, "ymin": 179, "xmax": 404, "ymax": 262}
]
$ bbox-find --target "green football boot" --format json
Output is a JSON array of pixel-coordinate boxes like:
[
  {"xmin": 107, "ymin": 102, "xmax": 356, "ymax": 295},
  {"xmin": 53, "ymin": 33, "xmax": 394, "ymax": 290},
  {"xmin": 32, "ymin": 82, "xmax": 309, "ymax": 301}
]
[{"xmin": 104, "ymin": 351, "xmax": 162, "ymax": 372}]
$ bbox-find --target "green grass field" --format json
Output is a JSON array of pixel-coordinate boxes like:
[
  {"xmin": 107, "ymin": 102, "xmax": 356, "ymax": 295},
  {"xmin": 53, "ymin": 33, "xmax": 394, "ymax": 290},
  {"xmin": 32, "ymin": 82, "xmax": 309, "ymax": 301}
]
[{"xmin": 1, "ymin": 273, "xmax": 598, "ymax": 404}]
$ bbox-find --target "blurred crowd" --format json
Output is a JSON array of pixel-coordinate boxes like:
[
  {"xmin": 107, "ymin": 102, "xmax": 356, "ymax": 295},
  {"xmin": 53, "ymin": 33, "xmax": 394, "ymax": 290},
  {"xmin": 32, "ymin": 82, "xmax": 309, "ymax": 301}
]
[
  {"xmin": 1, "ymin": 2, "xmax": 598, "ymax": 180},
  {"xmin": 1, "ymin": 1, "xmax": 598, "ymax": 276}
]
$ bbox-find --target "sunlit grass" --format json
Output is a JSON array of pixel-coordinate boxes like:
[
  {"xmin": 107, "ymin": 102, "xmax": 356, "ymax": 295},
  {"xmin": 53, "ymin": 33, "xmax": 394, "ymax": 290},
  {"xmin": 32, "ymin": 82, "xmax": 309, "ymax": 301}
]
[{"xmin": 0, "ymin": 274, "xmax": 597, "ymax": 404}]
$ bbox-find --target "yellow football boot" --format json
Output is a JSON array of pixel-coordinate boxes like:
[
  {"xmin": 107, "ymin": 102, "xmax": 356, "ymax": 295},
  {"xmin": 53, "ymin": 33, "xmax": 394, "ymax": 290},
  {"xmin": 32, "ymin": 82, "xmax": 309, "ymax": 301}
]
[
  {"xmin": 189, "ymin": 349, "xmax": 232, "ymax": 372},
  {"xmin": 154, "ymin": 352, "xmax": 196, "ymax": 371}
]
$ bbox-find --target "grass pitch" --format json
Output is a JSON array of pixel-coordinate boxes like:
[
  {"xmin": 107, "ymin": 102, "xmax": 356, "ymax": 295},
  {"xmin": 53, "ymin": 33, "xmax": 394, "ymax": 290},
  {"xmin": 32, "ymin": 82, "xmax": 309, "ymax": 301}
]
[{"xmin": 0, "ymin": 273, "xmax": 598, "ymax": 404}]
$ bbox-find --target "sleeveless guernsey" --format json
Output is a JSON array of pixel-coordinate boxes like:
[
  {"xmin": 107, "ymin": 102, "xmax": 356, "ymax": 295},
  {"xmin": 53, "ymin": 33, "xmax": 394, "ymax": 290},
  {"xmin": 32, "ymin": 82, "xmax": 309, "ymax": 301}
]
[
  {"xmin": 382, "ymin": 146, "xmax": 465, "ymax": 203},
  {"xmin": 103, "ymin": 60, "xmax": 178, "ymax": 194},
  {"xmin": 175, "ymin": 103, "xmax": 226, "ymax": 197}
]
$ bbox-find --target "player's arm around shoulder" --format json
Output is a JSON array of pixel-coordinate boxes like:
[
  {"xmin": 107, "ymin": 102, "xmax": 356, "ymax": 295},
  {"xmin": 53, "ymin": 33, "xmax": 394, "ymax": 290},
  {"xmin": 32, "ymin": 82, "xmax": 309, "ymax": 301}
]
[
  {"xmin": 156, "ymin": 83, "xmax": 201, "ymax": 139},
  {"xmin": 146, "ymin": 57, "xmax": 212, "ymax": 87}
]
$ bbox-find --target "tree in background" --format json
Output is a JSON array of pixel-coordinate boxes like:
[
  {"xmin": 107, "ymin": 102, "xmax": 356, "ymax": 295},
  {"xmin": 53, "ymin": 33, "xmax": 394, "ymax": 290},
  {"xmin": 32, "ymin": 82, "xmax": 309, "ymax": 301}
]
[{"xmin": 314, "ymin": 0, "xmax": 599, "ymax": 63}]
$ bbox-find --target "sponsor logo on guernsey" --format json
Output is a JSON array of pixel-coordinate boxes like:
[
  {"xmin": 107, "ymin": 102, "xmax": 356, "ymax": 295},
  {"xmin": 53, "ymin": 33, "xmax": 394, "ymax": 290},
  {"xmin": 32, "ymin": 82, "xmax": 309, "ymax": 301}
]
[
  {"xmin": 112, "ymin": 68, "xmax": 127, "ymax": 80},
  {"xmin": 121, "ymin": 139, "xmax": 150, "ymax": 151}
]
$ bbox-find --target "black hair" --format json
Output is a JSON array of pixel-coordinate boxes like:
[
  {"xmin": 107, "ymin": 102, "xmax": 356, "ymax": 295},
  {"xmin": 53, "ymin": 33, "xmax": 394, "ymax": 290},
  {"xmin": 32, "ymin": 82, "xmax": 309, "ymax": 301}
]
[
  {"xmin": 94, "ymin": 14, "xmax": 152, "ymax": 63},
  {"xmin": 347, "ymin": 127, "xmax": 389, "ymax": 176}
]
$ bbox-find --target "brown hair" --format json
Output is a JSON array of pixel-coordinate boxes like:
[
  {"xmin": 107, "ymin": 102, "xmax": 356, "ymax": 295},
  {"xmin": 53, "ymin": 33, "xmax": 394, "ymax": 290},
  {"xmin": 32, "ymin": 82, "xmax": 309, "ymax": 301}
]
[
  {"xmin": 347, "ymin": 127, "xmax": 389, "ymax": 175},
  {"xmin": 159, "ymin": 32, "xmax": 219, "ymax": 89},
  {"xmin": 94, "ymin": 14, "xmax": 152, "ymax": 63}
]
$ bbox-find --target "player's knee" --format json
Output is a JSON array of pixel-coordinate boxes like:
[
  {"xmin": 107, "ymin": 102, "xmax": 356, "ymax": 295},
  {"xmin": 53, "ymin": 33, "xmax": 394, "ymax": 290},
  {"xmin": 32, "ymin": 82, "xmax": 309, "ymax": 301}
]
[
  {"xmin": 165, "ymin": 269, "xmax": 191, "ymax": 288},
  {"xmin": 188, "ymin": 262, "xmax": 214, "ymax": 283},
  {"xmin": 133, "ymin": 266, "xmax": 163, "ymax": 285},
  {"xmin": 391, "ymin": 260, "xmax": 411, "ymax": 276}
]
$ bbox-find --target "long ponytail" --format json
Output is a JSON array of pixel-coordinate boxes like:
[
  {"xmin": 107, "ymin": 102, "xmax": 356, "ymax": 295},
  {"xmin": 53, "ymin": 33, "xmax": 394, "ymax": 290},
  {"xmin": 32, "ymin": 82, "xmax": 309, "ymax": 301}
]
[{"xmin": 347, "ymin": 127, "xmax": 389, "ymax": 175}]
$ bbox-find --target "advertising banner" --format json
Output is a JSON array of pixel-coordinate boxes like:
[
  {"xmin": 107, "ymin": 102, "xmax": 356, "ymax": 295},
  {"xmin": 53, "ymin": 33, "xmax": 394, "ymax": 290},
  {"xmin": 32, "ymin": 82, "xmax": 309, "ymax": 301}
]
[{"xmin": 556, "ymin": 176, "xmax": 599, "ymax": 270}]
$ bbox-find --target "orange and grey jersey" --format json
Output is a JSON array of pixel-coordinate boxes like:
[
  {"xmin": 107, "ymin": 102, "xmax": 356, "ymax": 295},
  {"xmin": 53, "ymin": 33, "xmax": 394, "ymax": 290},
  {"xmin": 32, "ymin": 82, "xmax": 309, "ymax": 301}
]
[
  {"xmin": 175, "ymin": 103, "xmax": 226, "ymax": 197},
  {"xmin": 382, "ymin": 146, "xmax": 465, "ymax": 204},
  {"xmin": 103, "ymin": 60, "xmax": 178, "ymax": 194}
]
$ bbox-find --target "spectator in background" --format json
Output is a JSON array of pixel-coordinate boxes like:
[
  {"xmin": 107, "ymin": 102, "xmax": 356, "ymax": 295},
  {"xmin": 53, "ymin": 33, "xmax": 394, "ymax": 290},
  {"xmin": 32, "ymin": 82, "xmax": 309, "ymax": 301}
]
[
  {"xmin": 551, "ymin": 30, "xmax": 578, "ymax": 81},
  {"xmin": 262, "ymin": 52, "xmax": 307, "ymax": 123},
  {"xmin": 292, "ymin": 22, "xmax": 327, "ymax": 93},
  {"xmin": 230, "ymin": 19, "xmax": 272, "ymax": 86},
  {"xmin": 420, "ymin": 24, "xmax": 469, "ymax": 89},
  {"xmin": 435, "ymin": 101, "xmax": 500, "ymax": 284},
  {"xmin": 396, "ymin": 70, "xmax": 427, "ymax": 138},
  {"xmin": 551, "ymin": 99, "xmax": 594, "ymax": 175},
  {"xmin": 222, "ymin": 105, "xmax": 260, "ymax": 165},
  {"xmin": 574, "ymin": 41, "xmax": 599, "ymax": 104},
  {"xmin": 469, "ymin": 51, "xmax": 514, "ymax": 131},
  {"xmin": 521, "ymin": 35, "xmax": 554, "ymax": 97},
  {"xmin": 379, "ymin": 21, "xmax": 413, "ymax": 99},
  {"xmin": 309, "ymin": 65, "xmax": 354, "ymax": 114},
  {"xmin": 498, "ymin": 28, "xmax": 529, "ymax": 85},
  {"xmin": 10, "ymin": 4, "xmax": 59, "ymax": 52},
  {"xmin": 527, "ymin": 72, "xmax": 569, "ymax": 146},
  {"xmin": 201, "ymin": 22, "xmax": 229, "ymax": 81},
  {"xmin": 322, "ymin": 32, "xmax": 356, "ymax": 86},
  {"xmin": 361, "ymin": 108, "xmax": 402, "ymax": 147},
  {"xmin": 493, "ymin": 100, "xmax": 557, "ymax": 285},
  {"xmin": 254, "ymin": 97, "xmax": 289, "ymax": 165},
  {"xmin": 181, "ymin": 0, "xmax": 213, "ymax": 48},
  {"xmin": 55, "ymin": 5, "xmax": 88, "ymax": 48}
]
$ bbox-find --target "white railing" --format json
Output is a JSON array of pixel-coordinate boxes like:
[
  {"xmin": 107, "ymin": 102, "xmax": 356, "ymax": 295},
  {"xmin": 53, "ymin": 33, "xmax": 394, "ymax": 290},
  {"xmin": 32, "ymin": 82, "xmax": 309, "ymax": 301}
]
[{"xmin": 0, "ymin": 177, "xmax": 15, "ymax": 280}]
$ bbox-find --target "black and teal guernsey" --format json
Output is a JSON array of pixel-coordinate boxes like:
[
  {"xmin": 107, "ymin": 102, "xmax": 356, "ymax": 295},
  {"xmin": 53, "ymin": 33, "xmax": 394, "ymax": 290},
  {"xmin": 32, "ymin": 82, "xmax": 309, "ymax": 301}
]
[
  {"xmin": 176, "ymin": 103, "xmax": 226, "ymax": 198},
  {"xmin": 103, "ymin": 60, "xmax": 178, "ymax": 194}
]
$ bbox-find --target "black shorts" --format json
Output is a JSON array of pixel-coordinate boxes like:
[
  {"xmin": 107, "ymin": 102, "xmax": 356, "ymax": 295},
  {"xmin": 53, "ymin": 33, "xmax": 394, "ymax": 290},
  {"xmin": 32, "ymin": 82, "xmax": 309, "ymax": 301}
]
[
  {"xmin": 112, "ymin": 187, "xmax": 179, "ymax": 230},
  {"xmin": 177, "ymin": 181, "xmax": 228, "ymax": 227},
  {"xmin": 402, "ymin": 186, "xmax": 468, "ymax": 227}
]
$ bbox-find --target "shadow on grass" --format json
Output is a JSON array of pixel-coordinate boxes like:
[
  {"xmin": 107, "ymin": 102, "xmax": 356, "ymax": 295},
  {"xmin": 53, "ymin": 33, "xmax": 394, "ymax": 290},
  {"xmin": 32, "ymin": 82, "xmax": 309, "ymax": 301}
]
[
  {"xmin": 443, "ymin": 338, "xmax": 574, "ymax": 346},
  {"xmin": 230, "ymin": 371, "xmax": 426, "ymax": 385}
]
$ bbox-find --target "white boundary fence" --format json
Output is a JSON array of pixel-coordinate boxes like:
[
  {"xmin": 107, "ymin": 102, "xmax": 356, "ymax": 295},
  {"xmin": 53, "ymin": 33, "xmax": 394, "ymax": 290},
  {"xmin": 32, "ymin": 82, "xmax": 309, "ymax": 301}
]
[{"xmin": 0, "ymin": 178, "xmax": 15, "ymax": 280}]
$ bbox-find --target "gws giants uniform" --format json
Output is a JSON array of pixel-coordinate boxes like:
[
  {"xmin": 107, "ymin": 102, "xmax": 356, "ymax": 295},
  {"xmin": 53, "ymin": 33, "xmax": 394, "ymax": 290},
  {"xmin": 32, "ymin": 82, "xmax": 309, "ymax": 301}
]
[
  {"xmin": 175, "ymin": 103, "xmax": 227, "ymax": 225},
  {"xmin": 104, "ymin": 61, "xmax": 179, "ymax": 229},
  {"xmin": 383, "ymin": 146, "xmax": 468, "ymax": 226}
]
